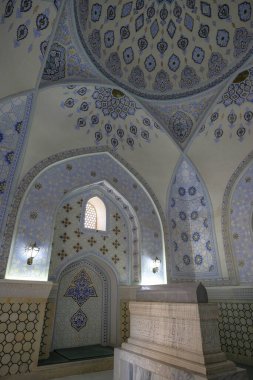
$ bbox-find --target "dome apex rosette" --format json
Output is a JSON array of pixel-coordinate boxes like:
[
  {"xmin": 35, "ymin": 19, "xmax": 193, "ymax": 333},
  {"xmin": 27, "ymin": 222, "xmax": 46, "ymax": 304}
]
[{"xmin": 75, "ymin": 0, "xmax": 253, "ymax": 100}]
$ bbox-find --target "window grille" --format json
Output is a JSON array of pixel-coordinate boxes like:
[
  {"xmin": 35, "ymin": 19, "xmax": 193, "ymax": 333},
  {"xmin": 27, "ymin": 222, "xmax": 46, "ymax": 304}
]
[{"xmin": 84, "ymin": 202, "xmax": 97, "ymax": 229}]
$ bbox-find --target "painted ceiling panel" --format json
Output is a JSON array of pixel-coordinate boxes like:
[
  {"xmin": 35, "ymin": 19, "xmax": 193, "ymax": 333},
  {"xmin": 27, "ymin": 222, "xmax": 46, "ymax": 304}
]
[
  {"xmin": 197, "ymin": 67, "xmax": 253, "ymax": 144},
  {"xmin": 0, "ymin": 93, "xmax": 33, "ymax": 241},
  {"xmin": 74, "ymin": 0, "xmax": 253, "ymax": 100},
  {"xmin": 0, "ymin": 0, "xmax": 59, "ymax": 98},
  {"xmin": 188, "ymin": 67, "xmax": 253, "ymax": 196},
  {"xmin": 41, "ymin": 1, "xmax": 103, "ymax": 84},
  {"xmin": 188, "ymin": 67, "xmax": 253, "ymax": 276},
  {"xmin": 142, "ymin": 91, "xmax": 216, "ymax": 149},
  {"xmin": 21, "ymin": 84, "xmax": 180, "ymax": 210}
]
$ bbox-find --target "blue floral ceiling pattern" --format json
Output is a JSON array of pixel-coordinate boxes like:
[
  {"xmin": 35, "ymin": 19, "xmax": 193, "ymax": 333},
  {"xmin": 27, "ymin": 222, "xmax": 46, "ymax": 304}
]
[
  {"xmin": 41, "ymin": 2, "xmax": 99, "ymax": 82},
  {"xmin": 146, "ymin": 93, "xmax": 214, "ymax": 147},
  {"xmin": 59, "ymin": 84, "xmax": 162, "ymax": 151},
  {"xmin": 74, "ymin": 0, "xmax": 253, "ymax": 100},
  {"xmin": 0, "ymin": 0, "xmax": 59, "ymax": 97},
  {"xmin": 199, "ymin": 67, "xmax": 253, "ymax": 142},
  {"xmin": 0, "ymin": 94, "xmax": 33, "ymax": 245},
  {"xmin": 168, "ymin": 159, "xmax": 220, "ymax": 279},
  {"xmin": 1, "ymin": 0, "xmax": 56, "ymax": 57}
]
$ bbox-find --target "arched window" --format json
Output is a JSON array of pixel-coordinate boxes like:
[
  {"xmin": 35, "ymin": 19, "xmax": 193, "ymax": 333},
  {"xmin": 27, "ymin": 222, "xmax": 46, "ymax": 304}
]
[
  {"xmin": 84, "ymin": 196, "xmax": 106, "ymax": 231},
  {"xmin": 84, "ymin": 202, "xmax": 97, "ymax": 229}
]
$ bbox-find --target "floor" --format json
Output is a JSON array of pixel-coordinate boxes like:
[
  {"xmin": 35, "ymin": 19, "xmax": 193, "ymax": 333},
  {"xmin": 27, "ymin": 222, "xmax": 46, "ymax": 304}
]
[{"xmin": 52, "ymin": 370, "xmax": 113, "ymax": 380}]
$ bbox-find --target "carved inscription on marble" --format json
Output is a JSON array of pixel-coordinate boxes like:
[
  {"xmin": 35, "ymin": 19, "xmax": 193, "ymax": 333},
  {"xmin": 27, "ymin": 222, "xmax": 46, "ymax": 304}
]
[
  {"xmin": 200, "ymin": 321, "xmax": 221, "ymax": 353},
  {"xmin": 130, "ymin": 316, "xmax": 203, "ymax": 353},
  {"xmin": 129, "ymin": 302, "xmax": 222, "ymax": 355}
]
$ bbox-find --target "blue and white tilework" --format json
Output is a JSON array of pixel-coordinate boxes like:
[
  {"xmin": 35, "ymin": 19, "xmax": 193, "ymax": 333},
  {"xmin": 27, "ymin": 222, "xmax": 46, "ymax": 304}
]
[
  {"xmin": 42, "ymin": 2, "xmax": 99, "ymax": 82},
  {"xmin": 168, "ymin": 159, "xmax": 219, "ymax": 279},
  {"xmin": 6, "ymin": 153, "xmax": 164, "ymax": 283},
  {"xmin": 65, "ymin": 270, "xmax": 97, "ymax": 307},
  {"xmin": 230, "ymin": 162, "xmax": 253, "ymax": 283},
  {"xmin": 219, "ymin": 68, "xmax": 253, "ymax": 107},
  {"xmin": 199, "ymin": 67, "xmax": 253, "ymax": 143},
  {"xmin": 0, "ymin": 0, "xmax": 57, "ymax": 57},
  {"xmin": 74, "ymin": 0, "xmax": 253, "ymax": 99},
  {"xmin": 70, "ymin": 308, "xmax": 88, "ymax": 332},
  {"xmin": 49, "ymin": 184, "xmax": 135, "ymax": 284},
  {"xmin": 0, "ymin": 94, "xmax": 33, "ymax": 243},
  {"xmin": 53, "ymin": 261, "xmax": 107, "ymax": 348},
  {"xmin": 58, "ymin": 84, "xmax": 162, "ymax": 152},
  {"xmin": 146, "ymin": 93, "xmax": 214, "ymax": 147},
  {"xmin": 0, "ymin": 0, "xmax": 59, "ymax": 95}
]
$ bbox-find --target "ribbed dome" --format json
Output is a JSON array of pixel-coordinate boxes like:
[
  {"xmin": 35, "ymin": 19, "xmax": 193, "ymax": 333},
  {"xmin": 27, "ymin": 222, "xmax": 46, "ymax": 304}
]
[{"xmin": 75, "ymin": 0, "xmax": 253, "ymax": 99}]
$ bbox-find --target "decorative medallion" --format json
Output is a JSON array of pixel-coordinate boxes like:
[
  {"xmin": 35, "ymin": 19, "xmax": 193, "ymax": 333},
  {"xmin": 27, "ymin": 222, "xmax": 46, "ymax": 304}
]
[
  {"xmin": 70, "ymin": 309, "xmax": 88, "ymax": 331},
  {"xmin": 64, "ymin": 270, "xmax": 97, "ymax": 307}
]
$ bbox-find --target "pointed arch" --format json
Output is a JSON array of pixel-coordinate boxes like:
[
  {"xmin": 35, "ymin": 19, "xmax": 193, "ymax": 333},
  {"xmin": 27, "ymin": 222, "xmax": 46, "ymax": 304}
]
[
  {"xmin": 52, "ymin": 254, "xmax": 120, "ymax": 349},
  {"xmin": 4, "ymin": 151, "xmax": 166, "ymax": 285},
  {"xmin": 222, "ymin": 151, "xmax": 253, "ymax": 284},
  {"xmin": 48, "ymin": 182, "xmax": 140, "ymax": 285},
  {"xmin": 167, "ymin": 157, "xmax": 220, "ymax": 280}
]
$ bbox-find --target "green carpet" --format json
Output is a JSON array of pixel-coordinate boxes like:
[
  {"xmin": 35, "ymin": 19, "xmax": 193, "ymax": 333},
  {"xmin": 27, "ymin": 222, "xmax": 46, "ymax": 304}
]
[
  {"xmin": 55, "ymin": 345, "xmax": 114, "ymax": 360},
  {"xmin": 38, "ymin": 351, "xmax": 67, "ymax": 366},
  {"xmin": 39, "ymin": 345, "xmax": 114, "ymax": 366},
  {"xmin": 237, "ymin": 364, "xmax": 253, "ymax": 380}
]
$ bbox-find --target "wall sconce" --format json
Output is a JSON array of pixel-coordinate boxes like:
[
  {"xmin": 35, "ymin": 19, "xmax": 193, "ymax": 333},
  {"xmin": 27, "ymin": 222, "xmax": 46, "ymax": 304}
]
[
  {"xmin": 25, "ymin": 242, "xmax": 40, "ymax": 265},
  {"xmin": 152, "ymin": 257, "xmax": 161, "ymax": 273}
]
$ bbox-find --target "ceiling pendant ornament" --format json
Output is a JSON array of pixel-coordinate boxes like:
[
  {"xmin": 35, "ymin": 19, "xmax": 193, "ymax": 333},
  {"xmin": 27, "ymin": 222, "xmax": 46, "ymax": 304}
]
[
  {"xmin": 168, "ymin": 111, "xmax": 193, "ymax": 143},
  {"xmin": 42, "ymin": 42, "xmax": 66, "ymax": 81}
]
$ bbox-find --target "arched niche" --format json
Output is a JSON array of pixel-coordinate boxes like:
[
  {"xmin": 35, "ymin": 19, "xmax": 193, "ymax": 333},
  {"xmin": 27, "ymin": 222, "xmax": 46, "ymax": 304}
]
[
  {"xmin": 4, "ymin": 150, "xmax": 166, "ymax": 285},
  {"xmin": 167, "ymin": 157, "xmax": 220, "ymax": 281},
  {"xmin": 52, "ymin": 254, "xmax": 119, "ymax": 349},
  {"xmin": 49, "ymin": 182, "xmax": 140, "ymax": 285},
  {"xmin": 222, "ymin": 151, "xmax": 253, "ymax": 284}
]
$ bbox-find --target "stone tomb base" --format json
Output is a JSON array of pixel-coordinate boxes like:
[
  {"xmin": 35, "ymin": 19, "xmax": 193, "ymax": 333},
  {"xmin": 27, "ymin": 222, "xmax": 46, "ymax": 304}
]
[
  {"xmin": 114, "ymin": 348, "xmax": 246, "ymax": 380},
  {"xmin": 114, "ymin": 285, "xmax": 248, "ymax": 380}
]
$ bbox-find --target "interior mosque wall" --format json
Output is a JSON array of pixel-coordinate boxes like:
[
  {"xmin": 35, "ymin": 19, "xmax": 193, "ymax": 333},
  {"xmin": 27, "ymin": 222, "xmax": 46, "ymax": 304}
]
[
  {"xmin": 167, "ymin": 158, "xmax": 221, "ymax": 281},
  {"xmin": 222, "ymin": 153, "xmax": 253, "ymax": 285},
  {"xmin": 188, "ymin": 66, "xmax": 253, "ymax": 283},
  {"xmin": 3, "ymin": 152, "xmax": 165, "ymax": 285},
  {"xmin": 53, "ymin": 262, "xmax": 107, "ymax": 350},
  {"xmin": 19, "ymin": 83, "xmax": 181, "ymax": 212},
  {"xmin": 0, "ymin": 0, "xmax": 253, "ymax": 377},
  {"xmin": 49, "ymin": 188, "xmax": 134, "ymax": 284}
]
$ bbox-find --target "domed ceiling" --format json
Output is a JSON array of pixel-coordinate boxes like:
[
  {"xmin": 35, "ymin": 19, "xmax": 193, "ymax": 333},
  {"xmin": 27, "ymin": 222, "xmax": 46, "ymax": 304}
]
[{"xmin": 74, "ymin": 0, "xmax": 253, "ymax": 100}]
